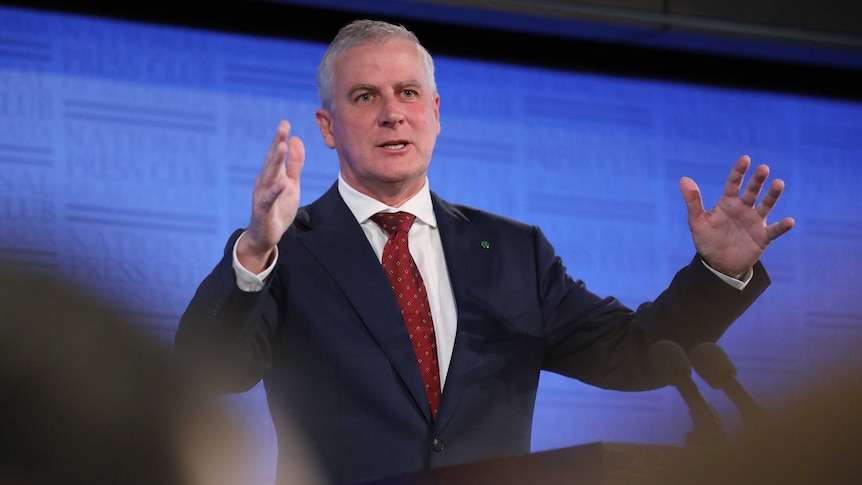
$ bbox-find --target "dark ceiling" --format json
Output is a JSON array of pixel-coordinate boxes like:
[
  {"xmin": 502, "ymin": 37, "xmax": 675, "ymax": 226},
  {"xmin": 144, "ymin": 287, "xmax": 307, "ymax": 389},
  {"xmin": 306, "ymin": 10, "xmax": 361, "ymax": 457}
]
[{"xmin": 4, "ymin": 0, "xmax": 862, "ymax": 100}]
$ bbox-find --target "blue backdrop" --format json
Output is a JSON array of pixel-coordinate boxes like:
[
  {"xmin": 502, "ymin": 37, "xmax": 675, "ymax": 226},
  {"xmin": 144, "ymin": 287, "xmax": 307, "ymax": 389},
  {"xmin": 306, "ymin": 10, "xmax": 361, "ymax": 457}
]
[{"xmin": 2, "ymin": 5, "xmax": 861, "ymax": 482}]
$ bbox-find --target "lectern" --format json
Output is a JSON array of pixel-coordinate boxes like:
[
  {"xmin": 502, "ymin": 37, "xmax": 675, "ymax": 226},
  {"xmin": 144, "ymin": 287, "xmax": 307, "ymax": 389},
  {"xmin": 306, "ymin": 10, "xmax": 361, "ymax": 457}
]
[{"xmin": 354, "ymin": 441, "xmax": 708, "ymax": 485}]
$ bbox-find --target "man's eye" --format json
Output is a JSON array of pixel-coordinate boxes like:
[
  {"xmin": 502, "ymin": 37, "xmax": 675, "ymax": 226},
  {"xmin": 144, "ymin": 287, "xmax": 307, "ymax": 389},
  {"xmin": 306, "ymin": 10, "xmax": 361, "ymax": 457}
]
[
  {"xmin": 358, "ymin": 93, "xmax": 372, "ymax": 102},
  {"xmin": 402, "ymin": 90, "xmax": 415, "ymax": 98}
]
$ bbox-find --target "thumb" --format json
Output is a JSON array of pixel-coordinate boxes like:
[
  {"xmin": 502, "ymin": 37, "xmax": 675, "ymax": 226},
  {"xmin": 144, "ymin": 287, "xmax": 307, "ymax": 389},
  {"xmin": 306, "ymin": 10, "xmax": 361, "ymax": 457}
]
[
  {"xmin": 679, "ymin": 176, "xmax": 705, "ymax": 221},
  {"xmin": 285, "ymin": 136, "xmax": 305, "ymax": 181}
]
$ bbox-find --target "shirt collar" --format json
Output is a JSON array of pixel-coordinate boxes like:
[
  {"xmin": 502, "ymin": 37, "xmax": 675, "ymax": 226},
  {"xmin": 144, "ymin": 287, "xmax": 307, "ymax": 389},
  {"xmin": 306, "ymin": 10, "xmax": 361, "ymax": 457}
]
[{"xmin": 337, "ymin": 172, "xmax": 437, "ymax": 228}]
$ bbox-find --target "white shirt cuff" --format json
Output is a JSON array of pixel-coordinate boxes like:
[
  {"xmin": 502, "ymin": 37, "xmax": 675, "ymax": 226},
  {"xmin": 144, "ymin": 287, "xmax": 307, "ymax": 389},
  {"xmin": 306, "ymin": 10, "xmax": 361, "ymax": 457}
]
[
  {"xmin": 702, "ymin": 260, "xmax": 753, "ymax": 290},
  {"xmin": 232, "ymin": 231, "xmax": 278, "ymax": 292}
]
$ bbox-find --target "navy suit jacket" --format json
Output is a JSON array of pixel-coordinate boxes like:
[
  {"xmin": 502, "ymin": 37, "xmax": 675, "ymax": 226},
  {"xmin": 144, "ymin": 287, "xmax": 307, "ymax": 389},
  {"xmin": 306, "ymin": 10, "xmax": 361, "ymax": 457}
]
[{"xmin": 176, "ymin": 183, "xmax": 769, "ymax": 484}]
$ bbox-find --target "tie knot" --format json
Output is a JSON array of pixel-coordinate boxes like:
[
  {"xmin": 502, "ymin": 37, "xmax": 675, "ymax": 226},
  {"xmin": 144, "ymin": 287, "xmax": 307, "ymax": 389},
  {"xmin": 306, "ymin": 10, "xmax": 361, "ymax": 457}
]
[{"xmin": 371, "ymin": 211, "xmax": 415, "ymax": 235}]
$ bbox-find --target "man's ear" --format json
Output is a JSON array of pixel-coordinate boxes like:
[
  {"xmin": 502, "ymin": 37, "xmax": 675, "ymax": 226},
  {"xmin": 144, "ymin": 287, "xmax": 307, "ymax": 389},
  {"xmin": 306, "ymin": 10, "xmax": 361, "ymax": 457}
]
[
  {"xmin": 315, "ymin": 109, "xmax": 336, "ymax": 149},
  {"xmin": 433, "ymin": 93, "xmax": 441, "ymax": 136}
]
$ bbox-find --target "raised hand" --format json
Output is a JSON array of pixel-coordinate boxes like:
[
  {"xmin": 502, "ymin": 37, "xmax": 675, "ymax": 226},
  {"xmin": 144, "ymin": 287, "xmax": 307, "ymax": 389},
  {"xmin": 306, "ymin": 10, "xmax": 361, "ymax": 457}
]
[
  {"xmin": 680, "ymin": 155, "xmax": 795, "ymax": 278},
  {"xmin": 237, "ymin": 120, "xmax": 305, "ymax": 273}
]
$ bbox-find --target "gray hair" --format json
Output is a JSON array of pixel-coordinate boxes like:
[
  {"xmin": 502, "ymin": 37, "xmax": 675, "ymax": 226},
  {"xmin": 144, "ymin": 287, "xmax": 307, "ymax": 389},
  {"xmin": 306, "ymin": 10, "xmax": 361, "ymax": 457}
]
[{"xmin": 317, "ymin": 19, "xmax": 437, "ymax": 111}]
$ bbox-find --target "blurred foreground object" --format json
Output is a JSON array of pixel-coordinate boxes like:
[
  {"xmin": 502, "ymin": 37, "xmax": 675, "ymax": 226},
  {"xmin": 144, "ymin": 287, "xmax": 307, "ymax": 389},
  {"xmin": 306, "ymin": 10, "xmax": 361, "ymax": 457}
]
[{"xmin": 0, "ymin": 269, "xmax": 322, "ymax": 485}]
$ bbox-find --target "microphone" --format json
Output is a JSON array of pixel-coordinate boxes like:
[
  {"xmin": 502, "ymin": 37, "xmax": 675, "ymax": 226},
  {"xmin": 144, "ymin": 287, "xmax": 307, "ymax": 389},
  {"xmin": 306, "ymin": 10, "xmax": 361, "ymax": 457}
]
[
  {"xmin": 690, "ymin": 342, "xmax": 772, "ymax": 438},
  {"xmin": 649, "ymin": 340, "xmax": 725, "ymax": 447}
]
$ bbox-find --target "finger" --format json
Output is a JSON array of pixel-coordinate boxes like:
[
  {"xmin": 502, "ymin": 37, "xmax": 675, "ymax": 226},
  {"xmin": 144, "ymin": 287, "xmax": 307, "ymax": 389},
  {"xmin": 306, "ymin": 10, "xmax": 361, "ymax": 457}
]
[
  {"xmin": 756, "ymin": 178, "xmax": 784, "ymax": 218},
  {"xmin": 258, "ymin": 121, "xmax": 290, "ymax": 187},
  {"xmin": 740, "ymin": 164, "xmax": 769, "ymax": 207},
  {"xmin": 285, "ymin": 136, "xmax": 305, "ymax": 182},
  {"xmin": 723, "ymin": 155, "xmax": 751, "ymax": 198},
  {"xmin": 766, "ymin": 216, "xmax": 795, "ymax": 241},
  {"xmin": 679, "ymin": 176, "xmax": 705, "ymax": 222},
  {"xmin": 259, "ymin": 177, "xmax": 286, "ymax": 211}
]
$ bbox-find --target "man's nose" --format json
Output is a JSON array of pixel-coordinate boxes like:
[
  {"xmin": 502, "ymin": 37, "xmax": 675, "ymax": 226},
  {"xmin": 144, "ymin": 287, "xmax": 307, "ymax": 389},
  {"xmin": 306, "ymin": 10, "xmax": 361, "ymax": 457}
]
[{"xmin": 379, "ymin": 99, "xmax": 405, "ymax": 126}]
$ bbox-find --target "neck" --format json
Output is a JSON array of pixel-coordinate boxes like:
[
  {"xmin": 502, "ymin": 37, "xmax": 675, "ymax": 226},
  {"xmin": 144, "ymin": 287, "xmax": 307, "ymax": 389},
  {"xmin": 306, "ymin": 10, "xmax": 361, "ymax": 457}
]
[{"xmin": 343, "ymin": 174, "xmax": 425, "ymax": 208}]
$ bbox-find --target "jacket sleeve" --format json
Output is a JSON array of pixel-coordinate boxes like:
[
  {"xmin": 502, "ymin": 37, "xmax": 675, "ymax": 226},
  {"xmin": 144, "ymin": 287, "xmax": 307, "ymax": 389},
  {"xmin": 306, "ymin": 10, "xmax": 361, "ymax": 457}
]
[
  {"xmin": 535, "ymin": 224, "xmax": 770, "ymax": 391},
  {"xmin": 174, "ymin": 229, "xmax": 281, "ymax": 393}
]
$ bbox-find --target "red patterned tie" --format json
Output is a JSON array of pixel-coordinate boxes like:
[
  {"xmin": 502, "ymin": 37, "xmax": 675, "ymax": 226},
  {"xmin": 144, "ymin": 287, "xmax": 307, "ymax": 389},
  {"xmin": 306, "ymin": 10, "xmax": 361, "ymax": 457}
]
[{"xmin": 371, "ymin": 211, "xmax": 441, "ymax": 420}]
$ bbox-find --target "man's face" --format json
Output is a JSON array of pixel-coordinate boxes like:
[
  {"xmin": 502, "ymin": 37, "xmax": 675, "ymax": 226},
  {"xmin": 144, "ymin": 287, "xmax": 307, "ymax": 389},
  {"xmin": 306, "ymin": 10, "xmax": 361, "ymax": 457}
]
[{"xmin": 315, "ymin": 38, "xmax": 441, "ymax": 204}]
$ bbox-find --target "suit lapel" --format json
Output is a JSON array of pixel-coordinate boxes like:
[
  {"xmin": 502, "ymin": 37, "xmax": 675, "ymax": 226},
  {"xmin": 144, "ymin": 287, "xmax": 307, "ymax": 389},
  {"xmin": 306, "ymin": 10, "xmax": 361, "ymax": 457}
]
[
  {"xmin": 297, "ymin": 185, "xmax": 435, "ymax": 421},
  {"xmin": 431, "ymin": 194, "xmax": 500, "ymax": 430}
]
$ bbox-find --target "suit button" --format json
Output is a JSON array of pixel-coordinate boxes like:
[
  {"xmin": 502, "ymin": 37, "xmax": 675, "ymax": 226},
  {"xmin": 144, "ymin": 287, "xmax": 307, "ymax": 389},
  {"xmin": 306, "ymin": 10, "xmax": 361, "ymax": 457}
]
[{"xmin": 432, "ymin": 438, "xmax": 445, "ymax": 452}]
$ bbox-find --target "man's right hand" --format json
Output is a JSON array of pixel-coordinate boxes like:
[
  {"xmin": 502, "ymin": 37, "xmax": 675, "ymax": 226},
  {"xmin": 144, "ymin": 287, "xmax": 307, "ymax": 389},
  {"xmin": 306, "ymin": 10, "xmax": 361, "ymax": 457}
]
[{"xmin": 237, "ymin": 120, "xmax": 305, "ymax": 274}]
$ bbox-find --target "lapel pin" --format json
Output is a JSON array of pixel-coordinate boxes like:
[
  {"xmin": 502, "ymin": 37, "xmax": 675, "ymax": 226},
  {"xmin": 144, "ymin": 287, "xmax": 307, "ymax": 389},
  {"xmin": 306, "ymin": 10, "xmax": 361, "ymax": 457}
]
[{"xmin": 480, "ymin": 241, "xmax": 491, "ymax": 249}]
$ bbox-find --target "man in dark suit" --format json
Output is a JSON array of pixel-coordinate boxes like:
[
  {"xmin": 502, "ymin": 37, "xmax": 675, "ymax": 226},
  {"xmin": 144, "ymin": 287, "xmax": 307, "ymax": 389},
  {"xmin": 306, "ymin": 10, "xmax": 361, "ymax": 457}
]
[{"xmin": 175, "ymin": 19, "xmax": 795, "ymax": 485}]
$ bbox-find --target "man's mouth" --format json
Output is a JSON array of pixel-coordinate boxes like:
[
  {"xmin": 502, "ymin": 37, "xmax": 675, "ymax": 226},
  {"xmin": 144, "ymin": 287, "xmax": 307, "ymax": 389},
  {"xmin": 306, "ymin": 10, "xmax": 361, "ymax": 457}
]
[{"xmin": 381, "ymin": 143, "xmax": 406, "ymax": 150}]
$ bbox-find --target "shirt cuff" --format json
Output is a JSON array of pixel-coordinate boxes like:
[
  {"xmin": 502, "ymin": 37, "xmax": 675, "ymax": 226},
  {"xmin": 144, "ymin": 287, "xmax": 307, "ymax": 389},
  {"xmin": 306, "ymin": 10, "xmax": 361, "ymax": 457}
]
[
  {"xmin": 702, "ymin": 260, "xmax": 753, "ymax": 290},
  {"xmin": 232, "ymin": 231, "xmax": 278, "ymax": 292}
]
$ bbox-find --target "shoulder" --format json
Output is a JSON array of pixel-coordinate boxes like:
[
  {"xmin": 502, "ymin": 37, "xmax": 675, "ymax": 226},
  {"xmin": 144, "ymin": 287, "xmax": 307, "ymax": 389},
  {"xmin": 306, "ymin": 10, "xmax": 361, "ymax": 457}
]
[
  {"xmin": 292, "ymin": 183, "xmax": 345, "ymax": 231},
  {"xmin": 432, "ymin": 191, "xmax": 535, "ymax": 231}
]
